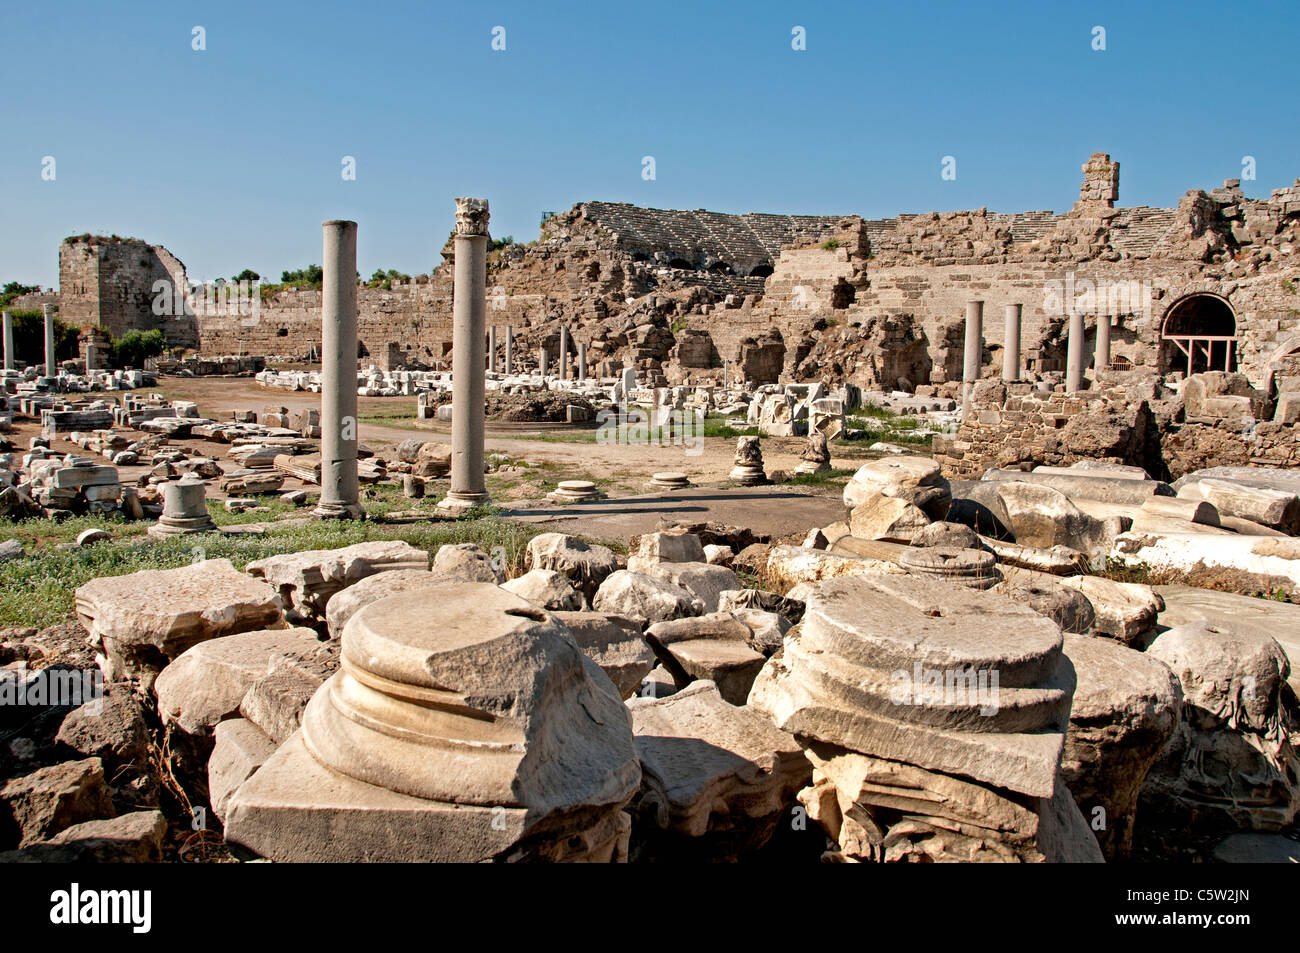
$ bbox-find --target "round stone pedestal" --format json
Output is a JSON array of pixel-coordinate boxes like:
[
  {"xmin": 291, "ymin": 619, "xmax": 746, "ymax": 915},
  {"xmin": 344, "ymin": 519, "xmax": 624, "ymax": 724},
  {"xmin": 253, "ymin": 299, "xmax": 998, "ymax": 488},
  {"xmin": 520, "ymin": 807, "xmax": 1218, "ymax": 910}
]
[
  {"xmin": 148, "ymin": 475, "xmax": 217, "ymax": 537},
  {"xmin": 649, "ymin": 472, "xmax": 690, "ymax": 490},
  {"xmin": 550, "ymin": 480, "xmax": 603, "ymax": 503},
  {"xmin": 898, "ymin": 546, "xmax": 1000, "ymax": 590},
  {"xmin": 728, "ymin": 465, "xmax": 767, "ymax": 486}
]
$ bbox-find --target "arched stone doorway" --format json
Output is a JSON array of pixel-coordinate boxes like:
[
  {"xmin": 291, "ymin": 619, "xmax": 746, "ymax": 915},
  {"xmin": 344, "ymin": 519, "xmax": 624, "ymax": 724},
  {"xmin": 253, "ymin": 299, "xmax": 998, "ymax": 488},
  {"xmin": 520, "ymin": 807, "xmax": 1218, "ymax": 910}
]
[{"xmin": 1160, "ymin": 293, "xmax": 1237, "ymax": 376}]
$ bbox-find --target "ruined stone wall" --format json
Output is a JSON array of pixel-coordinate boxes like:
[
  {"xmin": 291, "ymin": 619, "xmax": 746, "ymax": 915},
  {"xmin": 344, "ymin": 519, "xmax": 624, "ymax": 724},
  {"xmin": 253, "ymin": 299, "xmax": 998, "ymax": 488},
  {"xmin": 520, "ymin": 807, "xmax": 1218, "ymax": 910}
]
[{"xmin": 58, "ymin": 237, "xmax": 198, "ymax": 348}]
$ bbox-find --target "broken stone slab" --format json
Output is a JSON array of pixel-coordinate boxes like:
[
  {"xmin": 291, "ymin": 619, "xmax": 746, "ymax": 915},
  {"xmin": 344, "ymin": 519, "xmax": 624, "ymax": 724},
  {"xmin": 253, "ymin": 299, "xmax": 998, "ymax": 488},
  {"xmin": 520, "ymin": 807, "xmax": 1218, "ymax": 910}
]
[
  {"xmin": 1142, "ymin": 620, "xmax": 1300, "ymax": 831},
  {"xmin": 245, "ymin": 540, "xmax": 429, "ymax": 624},
  {"xmin": 592, "ymin": 570, "xmax": 704, "ymax": 626},
  {"xmin": 748, "ymin": 575, "xmax": 1072, "ymax": 799},
  {"xmin": 239, "ymin": 651, "xmax": 335, "ymax": 745},
  {"xmin": 225, "ymin": 583, "xmax": 640, "ymax": 862},
  {"xmin": 0, "ymin": 757, "xmax": 115, "ymax": 847},
  {"xmin": 911, "ymin": 521, "xmax": 980, "ymax": 549},
  {"xmin": 501, "ymin": 568, "xmax": 583, "ymax": 610},
  {"xmin": 1177, "ymin": 478, "xmax": 1300, "ymax": 535},
  {"xmin": 1059, "ymin": 633, "xmax": 1181, "ymax": 860},
  {"xmin": 639, "ymin": 561, "xmax": 741, "ymax": 614},
  {"xmin": 644, "ymin": 613, "xmax": 769, "ymax": 705},
  {"xmin": 995, "ymin": 481, "xmax": 1115, "ymax": 555},
  {"xmin": 848, "ymin": 492, "xmax": 930, "ymax": 543},
  {"xmin": 221, "ymin": 470, "xmax": 285, "ymax": 496},
  {"xmin": 76, "ymin": 559, "xmax": 285, "ymax": 692},
  {"xmin": 1113, "ymin": 531, "xmax": 1300, "ymax": 602},
  {"xmin": 765, "ymin": 545, "xmax": 905, "ymax": 589},
  {"xmin": 981, "ymin": 468, "xmax": 1171, "ymax": 506},
  {"xmin": 1153, "ymin": 584, "xmax": 1300, "ymax": 694},
  {"xmin": 704, "ymin": 544, "xmax": 735, "ymax": 566},
  {"xmin": 627, "ymin": 530, "xmax": 707, "ymax": 571},
  {"xmin": 526, "ymin": 532, "xmax": 620, "ymax": 605},
  {"xmin": 430, "ymin": 542, "xmax": 505, "ymax": 584},
  {"xmin": 1138, "ymin": 495, "xmax": 1221, "ymax": 527},
  {"xmin": 551, "ymin": 611, "xmax": 654, "ymax": 699},
  {"xmin": 208, "ymin": 718, "xmax": 278, "ymax": 822},
  {"xmin": 0, "ymin": 810, "xmax": 167, "ymax": 863},
  {"xmin": 625, "ymin": 681, "xmax": 811, "ymax": 859},
  {"xmin": 54, "ymin": 687, "xmax": 153, "ymax": 803},
  {"xmin": 717, "ymin": 588, "xmax": 805, "ymax": 626},
  {"xmin": 801, "ymin": 745, "xmax": 1103, "ymax": 863}
]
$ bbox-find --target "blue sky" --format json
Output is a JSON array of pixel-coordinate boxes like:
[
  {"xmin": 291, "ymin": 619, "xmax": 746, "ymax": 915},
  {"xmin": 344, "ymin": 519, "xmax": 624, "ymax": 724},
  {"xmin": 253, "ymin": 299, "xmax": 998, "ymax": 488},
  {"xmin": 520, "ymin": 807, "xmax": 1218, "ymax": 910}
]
[{"xmin": 3, "ymin": 0, "xmax": 1297, "ymax": 288}]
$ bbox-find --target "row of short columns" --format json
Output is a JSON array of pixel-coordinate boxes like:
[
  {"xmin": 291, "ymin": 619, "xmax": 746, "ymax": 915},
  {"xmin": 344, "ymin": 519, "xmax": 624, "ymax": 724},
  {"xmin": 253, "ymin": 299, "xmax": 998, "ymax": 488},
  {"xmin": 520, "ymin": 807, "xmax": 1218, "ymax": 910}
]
[
  {"xmin": 488, "ymin": 325, "xmax": 586, "ymax": 380},
  {"xmin": 964, "ymin": 299, "xmax": 1114, "ymax": 395}
]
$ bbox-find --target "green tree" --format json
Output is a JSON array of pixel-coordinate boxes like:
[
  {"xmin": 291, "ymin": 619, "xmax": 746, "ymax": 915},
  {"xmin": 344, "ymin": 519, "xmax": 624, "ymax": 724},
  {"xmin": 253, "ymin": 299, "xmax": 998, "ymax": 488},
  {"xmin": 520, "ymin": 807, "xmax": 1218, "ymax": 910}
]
[
  {"xmin": 233, "ymin": 268, "xmax": 261, "ymax": 283},
  {"xmin": 110, "ymin": 328, "xmax": 167, "ymax": 368}
]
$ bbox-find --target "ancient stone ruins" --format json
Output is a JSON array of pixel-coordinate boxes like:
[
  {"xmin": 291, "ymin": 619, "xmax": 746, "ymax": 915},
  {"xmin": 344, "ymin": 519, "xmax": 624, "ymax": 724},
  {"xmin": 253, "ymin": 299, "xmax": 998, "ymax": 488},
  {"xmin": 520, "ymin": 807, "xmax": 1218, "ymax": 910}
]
[{"xmin": 1, "ymin": 165, "xmax": 1298, "ymax": 865}]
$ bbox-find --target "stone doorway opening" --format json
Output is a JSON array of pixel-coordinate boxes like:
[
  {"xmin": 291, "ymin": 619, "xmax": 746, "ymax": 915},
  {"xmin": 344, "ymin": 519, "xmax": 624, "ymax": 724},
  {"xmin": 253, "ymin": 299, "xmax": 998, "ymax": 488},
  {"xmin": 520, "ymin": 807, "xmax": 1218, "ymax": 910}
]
[{"xmin": 1160, "ymin": 294, "xmax": 1237, "ymax": 377}]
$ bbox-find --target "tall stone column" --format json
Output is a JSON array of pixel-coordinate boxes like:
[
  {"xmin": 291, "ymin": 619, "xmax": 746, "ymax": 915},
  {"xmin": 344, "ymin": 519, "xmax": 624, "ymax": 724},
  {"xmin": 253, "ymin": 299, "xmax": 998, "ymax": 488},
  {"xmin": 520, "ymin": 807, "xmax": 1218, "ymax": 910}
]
[
  {"xmin": 538, "ymin": 347, "xmax": 547, "ymax": 377},
  {"xmin": 1095, "ymin": 311, "xmax": 1112, "ymax": 374},
  {"xmin": 488, "ymin": 325, "xmax": 497, "ymax": 374},
  {"xmin": 1002, "ymin": 304, "xmax": 1021, "ymax": 381},
  {"xmin": 962, "ymin": 300, "xmax": 983, "ymax": 404},
  {"xmin": 1, "ymin": 310, "xmax": 12, "ymax": 371},
  {"xmin": 1066, "ymin": 310, "xmax": 1085, "ymax": 393},
  {"xmin": 313, "ymin": 219, "xmax": 364, "ymax": 520},
  {"xmin": 559, "ymin": 325, "xmax": 570, "ymax": 380},
  {"xmin": 438, "ymin": 198, "xmax": 491, "ymax": 514},
  {"xmin": 504, "ymin": 325, "xmax": 513, "ymax": 374},
  {"xmin": 43, "ymin": 304, "xmax": 56, "ymax": 377},
  {"xmin": 577, "ymin": 342, "xmax": 587, "ymax": 381}
]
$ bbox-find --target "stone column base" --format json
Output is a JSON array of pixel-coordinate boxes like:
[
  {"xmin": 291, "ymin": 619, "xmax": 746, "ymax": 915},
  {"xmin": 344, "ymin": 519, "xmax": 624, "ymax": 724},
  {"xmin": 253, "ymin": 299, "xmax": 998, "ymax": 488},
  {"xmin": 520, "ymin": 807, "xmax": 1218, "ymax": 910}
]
[
  {"xmin": 729, "ymin": 466, "xmax": 768, "ymax": 486},
  {"xmin": 313, "ymin": 501, "xmax": 365, "ymax": 520},
  {"xmin": 435, "ymin": 491, "xmax": 490, "ymax": 515},
  {"xmin": 148, "ymin": 516, "xmax": 218, "ymax": 537}
]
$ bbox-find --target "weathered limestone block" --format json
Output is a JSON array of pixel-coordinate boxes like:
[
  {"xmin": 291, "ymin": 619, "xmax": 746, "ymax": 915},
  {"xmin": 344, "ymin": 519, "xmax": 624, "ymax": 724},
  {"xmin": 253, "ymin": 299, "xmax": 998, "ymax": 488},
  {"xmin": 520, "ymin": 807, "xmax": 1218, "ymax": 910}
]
[
  {"xmin": 208, "ymin": 718, "xmax": 277, "ymax": 821},
  {"xmin": 848, "ymin": 492, "xmax": 931, "ymax": 543},
  {"xmin": 224, "ymin": 583, "xmax": 641, "ymax": 862},
  {"xmin": 1055, "ymin": 574, "xmax": 1163, "ymax": 644},
  {"xmin": 843, "ymin": 455, "xmax": 951, "ymax": 519},
  {"xmin": 1, "ymin": 758, "xmax": 115, "ymax": 847},
  {"xmin": 911, "ymin": 521, "xmax": 980, "ymax": 549},
  {"xmin": 55, "ymin": 687, "xmax": 154, "ymax": 803},
  {"xmin": 639, "ymin": 561, "xmax": 741, "ymax": 613},
  {"xmin": 500, "ymin": 568, "xmax": 583, "ymax": 610},
  {"xmin": 981, "ymin": 537, "xmax": 1090, "ymax": 575},
  {"xmin": 0, "ymin": 810, "xmax": 166, "ymax": 863},
  {"xmin": 411, "ymin": 441, "xmax": 452, "ymax": 478},
  {"xmin": 153, "ymin": 627, "xmax": 321, "ymax": 735},
  {"xmin": 764, "ymin": 545, "xmax": 904, "ymax": 589},
  {"xmin": 1142, "ymin": 620, "xmax": 1300, "ymax": 831},
  {"xmin": 592, "ymin": 570, "xmax": 703, "ymax": 625},
  {"xmin": 526, "ymin": 532, "xmax": 620, "ymax": 604},
  {"xmin": 239, "ymin": 652, "xmax": 335, "ymax": 745},
  {"xmin": 626, "ymin": 681, "xmax": 811, "ymax": 860},
  {"xmin": 76, "ymin": 559, "xmax": 285, "ymax": 692},
  {"xmin": 245, "ymin": 541, "xmax": 428, "ymax": 624},
  {"xmin": 644, "ymin": 613, "xmax": 770, "ymax": 705},
  {"xmin": 1177, "ymin": 478, "xmax": 1300, "ymax": 535},
  {"xmin": 1059, "ymin": 634, "xmax": 1181, "ymax": 860},
  {"xmin": 995, "ymin": 481, "xmax": 1111, "ymax": 554},
  {"xmin": 430, "ymin": 542, "xmax": 505, "ymax": 584},
  {"xmin": 627, "ymin": 530, "xmax": 707, "ymax": 570},
  {"xmin": 551, "ymin": 611, "xmax": 655, "ymax": 699},
  {"xmin": 996, "ymin": 581, "xmax": 1096, "ymax": 634}
]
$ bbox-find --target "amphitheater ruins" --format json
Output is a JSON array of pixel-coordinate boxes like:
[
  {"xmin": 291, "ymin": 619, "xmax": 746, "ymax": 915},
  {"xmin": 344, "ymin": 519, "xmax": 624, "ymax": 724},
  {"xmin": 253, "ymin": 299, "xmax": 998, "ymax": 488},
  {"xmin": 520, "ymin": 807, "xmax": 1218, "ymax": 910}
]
[{"xmin": 0, "ymin": 155, "xmax": 1298, "ymax": 865}]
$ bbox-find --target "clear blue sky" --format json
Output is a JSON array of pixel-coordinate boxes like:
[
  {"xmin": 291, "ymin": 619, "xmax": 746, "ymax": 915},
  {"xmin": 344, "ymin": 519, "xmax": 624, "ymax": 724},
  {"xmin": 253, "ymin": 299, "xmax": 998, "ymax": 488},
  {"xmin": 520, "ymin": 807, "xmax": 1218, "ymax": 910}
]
[{"xmin": 3, "ymin": 0, "xmax": 1297, "ymax": 288}]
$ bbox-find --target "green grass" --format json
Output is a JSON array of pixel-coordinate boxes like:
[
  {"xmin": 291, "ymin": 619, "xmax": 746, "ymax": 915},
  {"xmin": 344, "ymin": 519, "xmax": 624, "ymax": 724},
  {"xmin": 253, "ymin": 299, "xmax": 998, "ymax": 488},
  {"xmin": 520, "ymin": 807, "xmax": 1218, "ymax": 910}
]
[
  {"xmin": 702, "ymin": 414, "xmax": 759, "ymax": 439},
  {"xmin": 1, "ymin": 512, "xmax": 152, "ymax": 550},
  {"xmin": 0, "ymin": 515, "xmax": 546, "ymax": 630}
]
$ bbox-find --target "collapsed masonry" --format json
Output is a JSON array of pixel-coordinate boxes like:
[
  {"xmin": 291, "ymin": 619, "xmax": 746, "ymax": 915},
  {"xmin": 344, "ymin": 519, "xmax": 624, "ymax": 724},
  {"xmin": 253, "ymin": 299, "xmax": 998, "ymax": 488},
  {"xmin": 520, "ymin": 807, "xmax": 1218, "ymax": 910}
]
[{"xmin": 52, "ymin": 154, "xmax": 1300, "ymax": 397}]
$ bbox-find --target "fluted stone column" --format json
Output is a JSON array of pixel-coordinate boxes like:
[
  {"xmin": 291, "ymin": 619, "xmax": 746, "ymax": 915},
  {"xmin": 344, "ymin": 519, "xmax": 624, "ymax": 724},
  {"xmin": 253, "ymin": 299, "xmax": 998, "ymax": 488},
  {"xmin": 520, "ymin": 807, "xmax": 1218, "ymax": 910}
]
[
  {"xmin": 1095, "ymin": 311, "xmax": 1112, "ymax": 375},
  {"xmin": 1, "ymin": 310, "xmax": 12, "ymax": 371},
  {"xmin": 559, "ymin": 325, "xmax": 570, "ymax": 380},
  {"xmin": 1002, "ymin": 304, "xmax": 1021, "ymax": 381},
  {"xmin": 1066, "ymin": 310, "xmax": 1085, "ymax": 393},
  {"xmin": 314, "ymin": 219, "xmax": 364, "ymax": 520},
  {"xmin": 962, "ymin": 300, "xmax": 983, "ymax": 405},
  {"xmin": 504, "ymin": 325, "xmax": 513, "ymax": 374},
  {"xmin": 577, "ymin": 342, "xmax": 587, "ymax": 381},
  {"xmin": 438, "ymin": 198, "xmax": 491, "ymax": 514},
  {"xmin": 488, "ymin": 325, "xmax": 497, "ymax": 374},
  {"xmin": 43, "ymin": 304, "xmax": 56, "ymax": 377}
]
